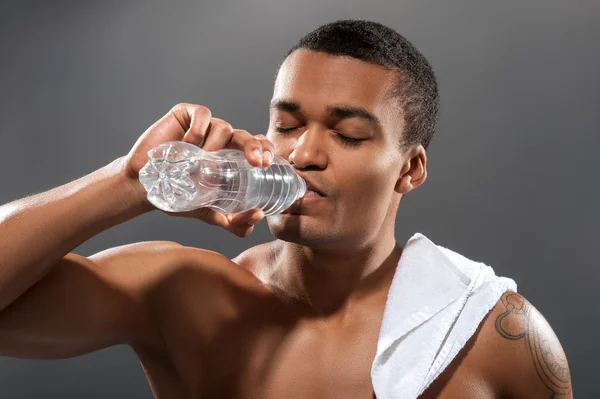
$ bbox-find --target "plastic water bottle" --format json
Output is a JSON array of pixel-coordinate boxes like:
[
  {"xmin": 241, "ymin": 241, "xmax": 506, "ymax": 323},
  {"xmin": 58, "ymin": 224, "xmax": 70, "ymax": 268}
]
[{"xmin": 138, "ymin": 141, "xmax": 307, "ymax": 215}]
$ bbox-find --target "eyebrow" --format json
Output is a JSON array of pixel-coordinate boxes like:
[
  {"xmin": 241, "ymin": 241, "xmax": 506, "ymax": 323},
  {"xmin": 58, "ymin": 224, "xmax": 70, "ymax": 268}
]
[{"xmin": 270, "ymin": 100, "xmax": 381, "ymax": 126}]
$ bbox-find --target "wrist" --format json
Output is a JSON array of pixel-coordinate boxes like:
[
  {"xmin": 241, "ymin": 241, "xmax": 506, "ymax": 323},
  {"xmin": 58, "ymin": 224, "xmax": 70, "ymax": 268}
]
[{"xmin": 111, "ymin": 156, "xmax": 155, "ymax": 214}]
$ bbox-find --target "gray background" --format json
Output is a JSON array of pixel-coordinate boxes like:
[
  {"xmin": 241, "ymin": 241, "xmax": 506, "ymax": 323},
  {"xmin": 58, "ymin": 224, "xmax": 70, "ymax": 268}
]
[{"xmin": 1, "ymin": 0, "xmax": 598, "ymax": 397}]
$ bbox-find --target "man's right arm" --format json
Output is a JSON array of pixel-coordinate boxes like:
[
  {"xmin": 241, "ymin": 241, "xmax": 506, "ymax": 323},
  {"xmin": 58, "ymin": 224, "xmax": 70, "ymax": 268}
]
[
  {"xmin": 0, "ymin": 103, "xmax": 273, "ymax": 359},
  {"xmin": 0, "ymin": 156, "xmax": 165, "ymax": 357},
  {"xmin": 0, "ymin": 241, "xmax": 184, "ymax": 359},
  {"xmin": 0, "ymin": 156, "xmax": 151, "ymax": 316}
]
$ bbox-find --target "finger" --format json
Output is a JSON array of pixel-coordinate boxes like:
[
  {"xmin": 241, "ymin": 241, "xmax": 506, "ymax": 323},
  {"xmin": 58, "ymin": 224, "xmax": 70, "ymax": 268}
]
[
  {"xmin": 172, "ymin": 103, "xmax": 212, "ymax": 146},
  {"xmin": 226, "ymin": 129, "xmax": 264, "ymax": 167},
  {"xmin": 165, "ymin": 206, "xmax": 230, "ymax": 229},
  {"xmin": 254, "ymin": 134, "xmax": 276, "ymax": 167},
  {"xmin": 226, "ymin": 211, "xmax": 261, "ymax": 238},
  {"xmin": 201, "ymin": 118, "xmax": 234, "ymax": 152},
  {"xmin": 165, "ymin": 207, "xmax": 261, "ymax": 237},
  {"xmin": 137, "ymin": 104, "xmax": 194, "ymax": 143},
  {"xmin": 229, "ymin": 208, "xmax": 264, "ymax": 226},
  {"xmin": 232, "ymin": 223, "xmax": 255, "ymax": 238},
  {"xmin": 193, "ymin": 207, "xmax": 263, "ymax": 236}
]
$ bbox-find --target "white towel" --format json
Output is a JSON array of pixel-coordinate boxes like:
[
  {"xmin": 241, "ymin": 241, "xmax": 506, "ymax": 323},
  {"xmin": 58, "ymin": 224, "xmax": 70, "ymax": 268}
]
[{"xmin": 370, "ymin": 233, "xmax": 517, "ymax": 399}]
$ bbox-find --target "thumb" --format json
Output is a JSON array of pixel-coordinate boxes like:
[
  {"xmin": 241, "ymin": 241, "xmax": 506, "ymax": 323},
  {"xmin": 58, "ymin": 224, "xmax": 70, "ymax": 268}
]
[
  {"xmin": 182, "ymin": 207, "xmax": 264, "ymax": 237},
  {"xmin": 228, "ymin": 208, "xmax": 264, "ymax": 226},
  {"xmin": 226, "ymin": 208, "xmax": 264, "ymax": 236}
]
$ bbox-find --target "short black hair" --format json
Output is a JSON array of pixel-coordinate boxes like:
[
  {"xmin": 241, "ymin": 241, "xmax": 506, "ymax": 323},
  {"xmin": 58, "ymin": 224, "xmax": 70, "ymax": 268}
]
[{"xmin": 277, "ymin": 19, "xmax": 439, "ymax": 152}]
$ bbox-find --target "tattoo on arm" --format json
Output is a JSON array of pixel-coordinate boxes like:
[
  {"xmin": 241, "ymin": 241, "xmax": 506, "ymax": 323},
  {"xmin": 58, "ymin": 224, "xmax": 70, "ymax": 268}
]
[{"xmin": 494, "ymin": 293, "xmax": 572, "ymax": 398}]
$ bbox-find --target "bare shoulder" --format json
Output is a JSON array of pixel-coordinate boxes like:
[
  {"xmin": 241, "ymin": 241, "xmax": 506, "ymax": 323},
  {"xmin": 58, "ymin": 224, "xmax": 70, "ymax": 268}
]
[
  {"xmin": 86, "ymin": 240, "xmax": 201, "ymax": 300},
  {"xmin": 93, "ymin": 241, "xmax": 268, "ymax": 351},
  {"xmin": 89, "ymin": 240, "xmax": 265, "ymax": 293},
  {"xmin": 123, "ymin": 241, "xmax": 270, "ymax": 315},
  {"xmin": 89, "ymin": 240, "xmax": 268, "ymax": 332},
  {"xmin": 176, "ymin": 243, "xmax": 270, "ymax": 294},
  {"xmin": 479, "ymin": 290, "xmax": 573, "ymax": 398}
]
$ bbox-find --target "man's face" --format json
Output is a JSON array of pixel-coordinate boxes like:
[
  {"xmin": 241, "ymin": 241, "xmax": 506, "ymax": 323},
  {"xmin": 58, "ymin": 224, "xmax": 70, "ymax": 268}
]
[{"xmin": 266, "ymin": 49, "xmax": 406, "ymax": 249}]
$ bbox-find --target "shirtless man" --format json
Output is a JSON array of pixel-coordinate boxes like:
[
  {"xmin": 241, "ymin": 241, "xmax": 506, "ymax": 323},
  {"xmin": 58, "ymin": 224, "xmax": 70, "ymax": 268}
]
[{"xmin": 0, "ymin": 20, "xmax": 572, "ymax": 398}]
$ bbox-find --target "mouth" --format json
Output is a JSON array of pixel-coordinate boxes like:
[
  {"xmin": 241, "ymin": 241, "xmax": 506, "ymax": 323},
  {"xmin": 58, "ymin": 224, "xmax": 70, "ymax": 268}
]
[
  {"xmin": 294, "ymin": 171, "xmax": 327, "ymax": 198},
  {"xmin": 302, "ymin": 189, "xmax": 324, "ymax": 199},
  {"xmin": 281, "ymin": 189, "xmax": 326, "ymax": 214}
]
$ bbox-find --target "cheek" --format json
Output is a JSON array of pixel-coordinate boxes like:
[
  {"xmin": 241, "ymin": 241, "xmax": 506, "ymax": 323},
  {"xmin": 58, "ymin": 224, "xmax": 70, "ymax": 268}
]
[{"xmin": 339, "ymin": 165, "xmax": 391, "ymax": 209}]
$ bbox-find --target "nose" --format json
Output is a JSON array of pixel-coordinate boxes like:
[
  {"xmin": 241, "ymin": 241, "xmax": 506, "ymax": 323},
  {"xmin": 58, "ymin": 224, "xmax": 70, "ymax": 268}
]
[{"xmin": 288, "ymin": 127, "xmax": 327, "ymax": 170}]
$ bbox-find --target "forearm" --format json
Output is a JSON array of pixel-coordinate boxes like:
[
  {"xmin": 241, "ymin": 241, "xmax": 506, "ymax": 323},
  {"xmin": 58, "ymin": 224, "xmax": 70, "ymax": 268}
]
[{"xmin": 0, "ymin": 156, "xmax": 153, "ymax": 312}]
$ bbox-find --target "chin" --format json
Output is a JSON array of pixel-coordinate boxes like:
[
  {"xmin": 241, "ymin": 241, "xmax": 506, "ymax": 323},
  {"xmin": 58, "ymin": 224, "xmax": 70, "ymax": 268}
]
[{"xmin": 266, "ymin": 216, "xmax": 336, "ymax": 247}]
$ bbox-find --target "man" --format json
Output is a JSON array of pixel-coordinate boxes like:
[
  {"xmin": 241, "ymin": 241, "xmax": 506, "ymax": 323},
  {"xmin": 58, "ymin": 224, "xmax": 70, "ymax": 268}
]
[{"xmin": 0, "ymin": 20, "xmax": 572, "ymax": 398}]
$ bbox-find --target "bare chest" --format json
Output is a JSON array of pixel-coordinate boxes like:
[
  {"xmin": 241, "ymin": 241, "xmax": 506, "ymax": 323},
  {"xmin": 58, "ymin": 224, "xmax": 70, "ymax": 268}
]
[
  {"xmin": 134, "ymin": 248, "xmax": 499, "ymax": 399},
  {"xmin": 134, "ymin": 278, "xmax": 384, "ymax": 398},
  {"xmin": 182, "ymin": 314, "xmax": 380, "ymax": 398},
  {"xmin": 137, "ymin": 307, "xmax": 499, "ymax": 399}
]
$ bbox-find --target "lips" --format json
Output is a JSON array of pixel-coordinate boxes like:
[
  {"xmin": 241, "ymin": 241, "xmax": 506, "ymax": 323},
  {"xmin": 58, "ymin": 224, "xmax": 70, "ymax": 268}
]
[
  {"xmin": 295, "ymin": 172, "xmax": 326, "ymax": 197},
  {"xmin": 303, "ymin": 189, "xmax": 323, "ymax": 198},
  {"xmin": 282, "ymin": 188, "xmax": 325, "ymax": 214}
]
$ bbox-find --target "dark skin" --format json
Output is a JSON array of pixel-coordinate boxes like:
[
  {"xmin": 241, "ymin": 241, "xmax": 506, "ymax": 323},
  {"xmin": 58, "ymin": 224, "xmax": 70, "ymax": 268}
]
[
  {"xmin": 0, "ymin": 49, "xmax": 572, "ymax": 398},
  {"xmin": 260, "ymin": 50, "xmax": 418, "ymax": 319}
]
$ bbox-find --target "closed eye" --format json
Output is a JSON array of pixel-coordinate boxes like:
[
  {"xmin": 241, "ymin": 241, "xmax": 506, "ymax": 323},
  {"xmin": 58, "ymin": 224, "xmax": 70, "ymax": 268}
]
[
  {"xmin": 274, "ymin": 127, "xmax": 298, "ymax": 133},
  {"xmin": 273, "ymin": 127, "xmax": 365, "ymax": 147}
]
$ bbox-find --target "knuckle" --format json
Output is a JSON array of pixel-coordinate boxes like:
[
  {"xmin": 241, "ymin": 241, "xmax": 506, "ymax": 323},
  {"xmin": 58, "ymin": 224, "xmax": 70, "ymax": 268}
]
[
  {"xmin": 194, "ymin": 105, "xmax": 212, "ymax": 119},
  {"xmin": 172, "ymin": 102, "xmax": 187, "ymax": 111},
  {"xmin": 255, "ymin": 135, "xmax": 274, "ymax": 146},
  {"xmin": 257, "ymin": 140, "xmax": 275, "ymax": 155},
  {"xmin": 264, "ymin": 140, "xmax": 276, "ymax": 151},
  {"xmin": 234, "ymin": 128, "xmax": 250, "ymax": 136},
  {"xmin": 249, "ymin": 137, "xmax": 262, "ymax": 148},
  {"xmin": 216, "ymin": 120, "xmax": 234, "ymax": 133}
]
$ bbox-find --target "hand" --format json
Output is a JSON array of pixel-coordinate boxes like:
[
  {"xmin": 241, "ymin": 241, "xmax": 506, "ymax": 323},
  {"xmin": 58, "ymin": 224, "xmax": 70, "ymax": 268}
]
[{"xmin": 123, "ymin": 103, "xmax": 275, "ymax": 237}]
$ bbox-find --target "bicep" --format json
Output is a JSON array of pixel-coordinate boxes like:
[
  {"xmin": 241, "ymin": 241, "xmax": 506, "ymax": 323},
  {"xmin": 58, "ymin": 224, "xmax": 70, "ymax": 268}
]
[{"xmin": 0, "ymin": 241, "xmax": 181, "ymax": 359}]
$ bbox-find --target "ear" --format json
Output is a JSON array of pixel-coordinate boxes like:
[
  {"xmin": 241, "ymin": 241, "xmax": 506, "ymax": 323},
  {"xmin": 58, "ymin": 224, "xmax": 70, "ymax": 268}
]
[{"xmin": 394, "ymin": 146, "xmax": 427, "ymax": 195}]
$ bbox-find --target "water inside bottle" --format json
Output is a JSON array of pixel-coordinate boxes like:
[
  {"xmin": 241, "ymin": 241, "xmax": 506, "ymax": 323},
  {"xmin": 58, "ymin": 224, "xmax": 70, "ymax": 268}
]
[
  {"xmin": 200, "ymin": 160, "xmax": 301, "ymax": 215},
  {"xmin": 140, "ymin": 151, "xmax": 306, "ymax": 215}
]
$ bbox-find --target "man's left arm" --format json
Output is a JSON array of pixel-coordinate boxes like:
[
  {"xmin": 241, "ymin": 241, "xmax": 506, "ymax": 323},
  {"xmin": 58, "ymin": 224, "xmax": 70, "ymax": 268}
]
[{"xmin": 491, "ymin": 291, "xmax": 573, "ymax": 398}]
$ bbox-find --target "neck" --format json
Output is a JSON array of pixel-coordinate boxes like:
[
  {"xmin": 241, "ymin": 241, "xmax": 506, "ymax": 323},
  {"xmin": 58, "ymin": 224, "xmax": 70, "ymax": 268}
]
[{"xmin": 265, "ymin": 233, "xmax": 403, "ymax": 320}]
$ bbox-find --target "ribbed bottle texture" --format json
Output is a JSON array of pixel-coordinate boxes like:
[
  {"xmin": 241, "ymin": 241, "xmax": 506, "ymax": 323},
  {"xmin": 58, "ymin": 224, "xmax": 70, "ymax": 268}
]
[{"xmin": 138, "ymin": 141, "xmax": 307, "ymax": 215}]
